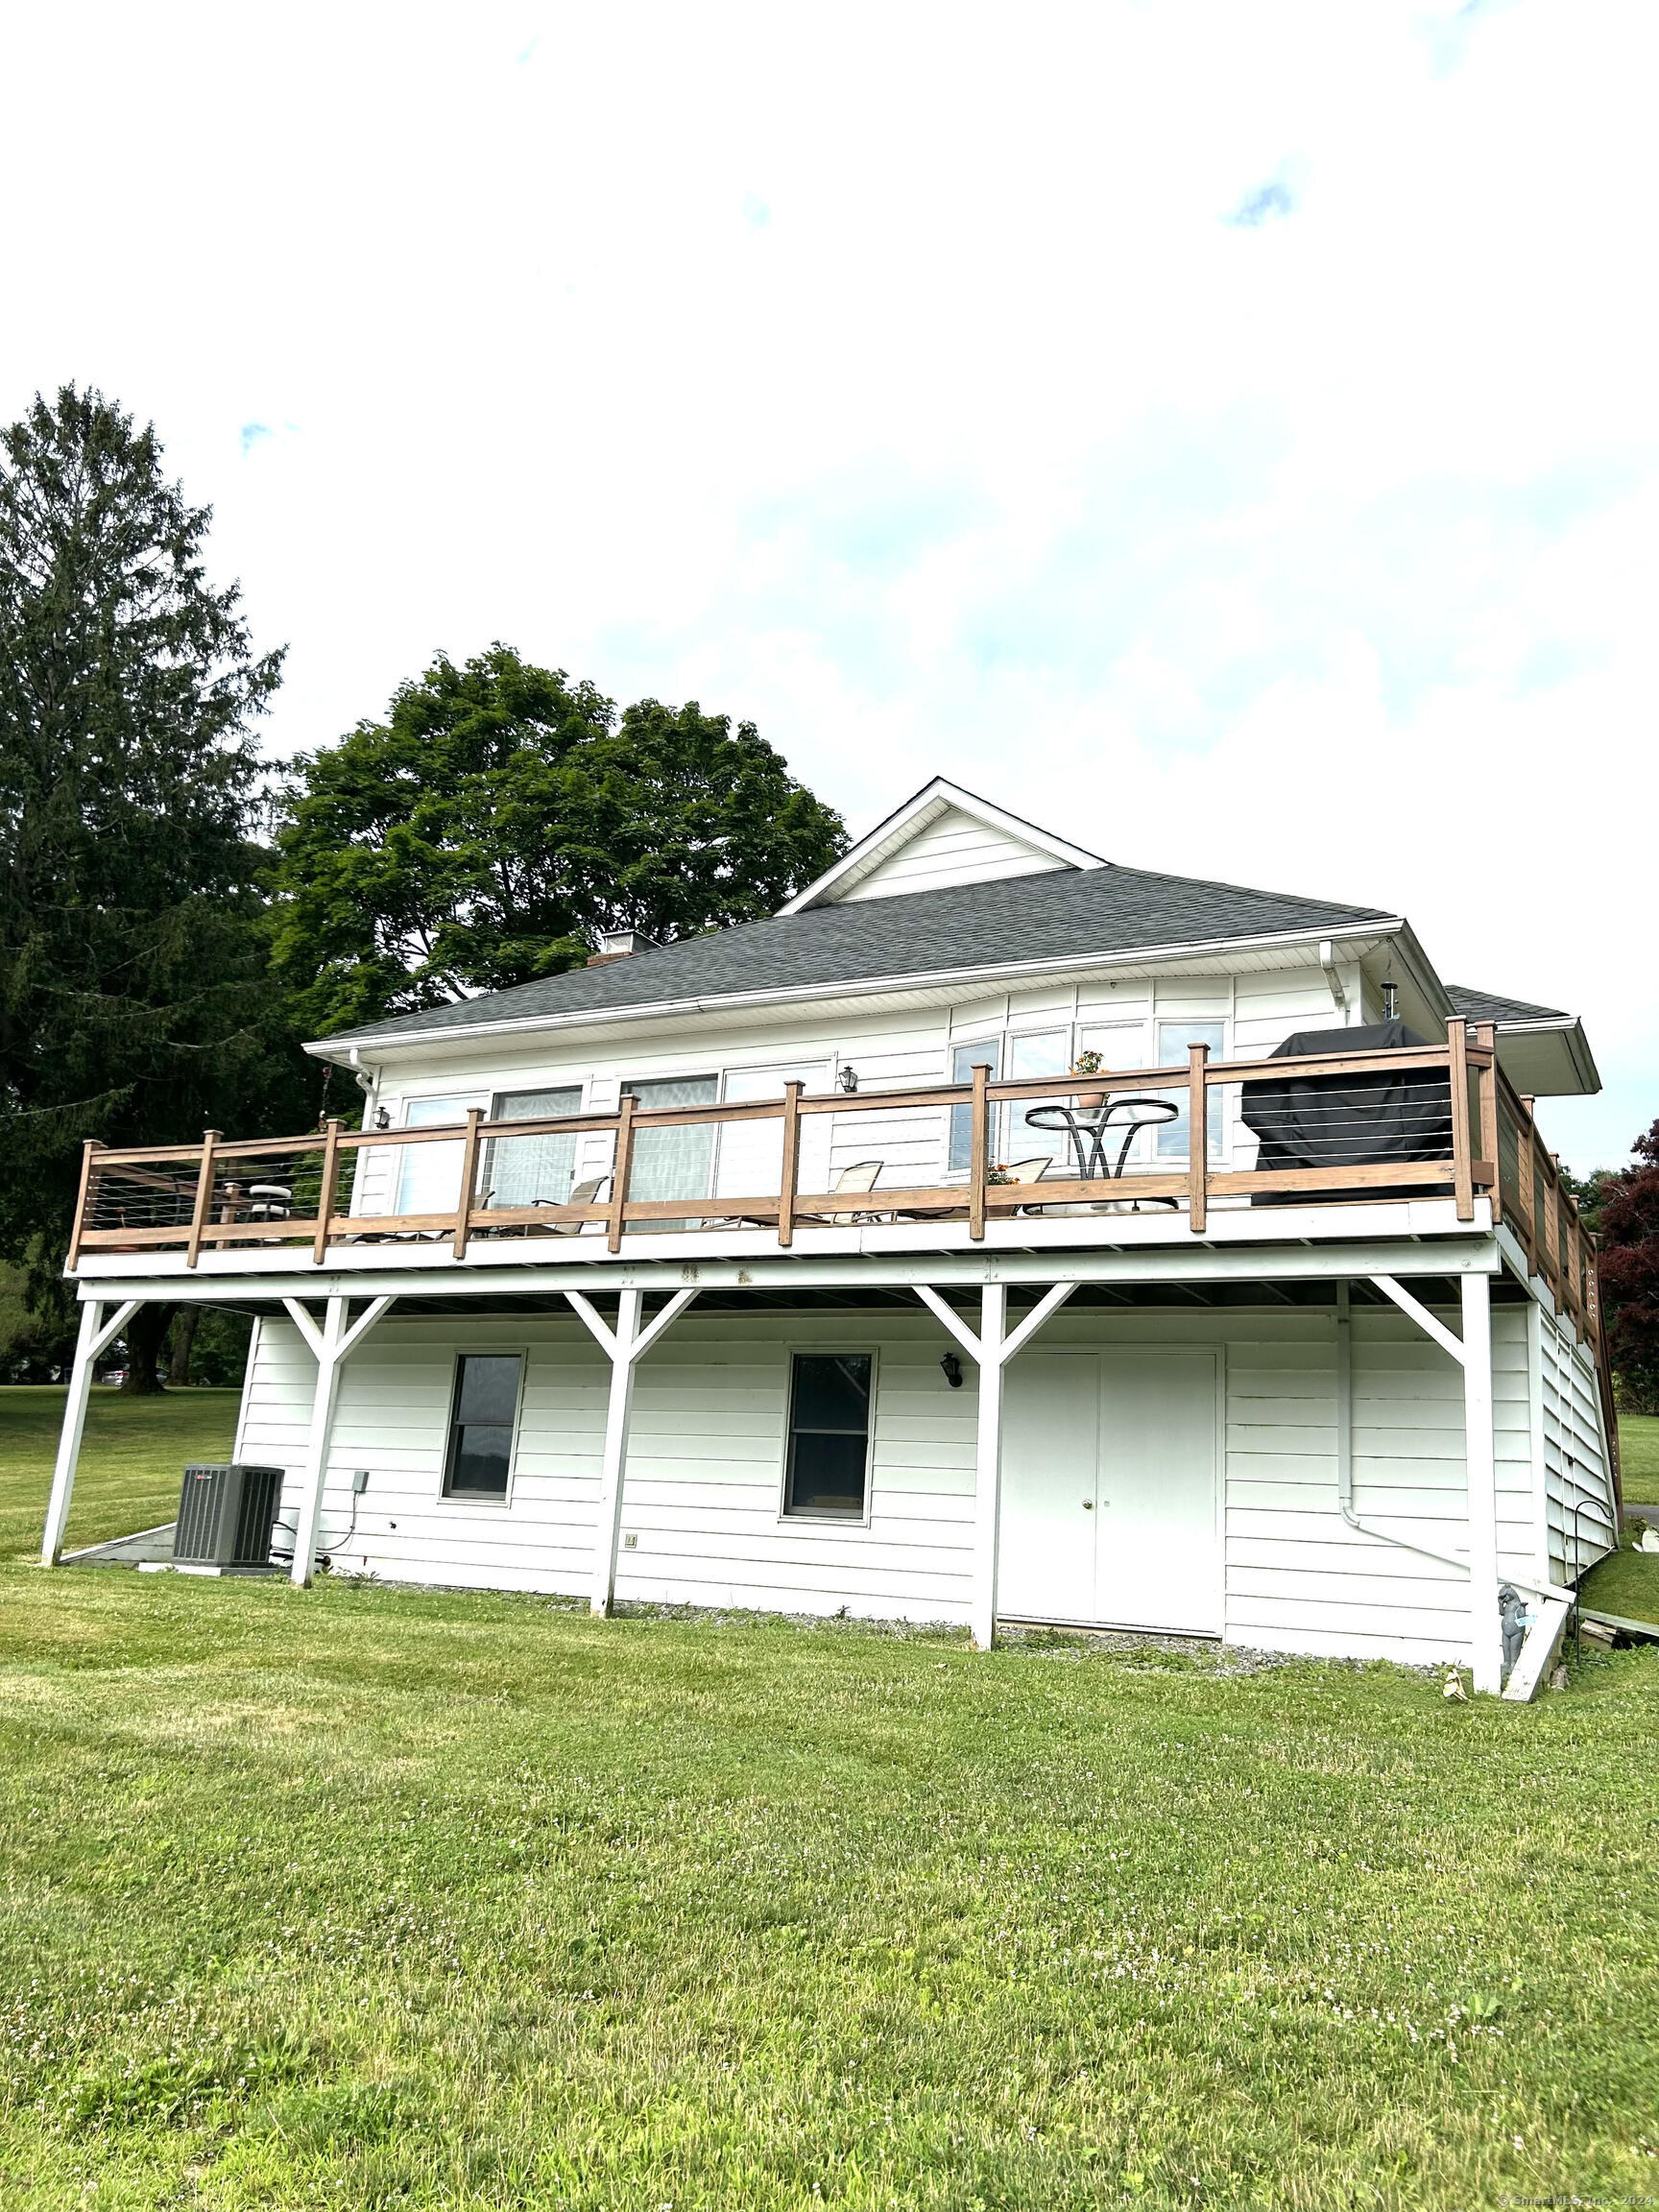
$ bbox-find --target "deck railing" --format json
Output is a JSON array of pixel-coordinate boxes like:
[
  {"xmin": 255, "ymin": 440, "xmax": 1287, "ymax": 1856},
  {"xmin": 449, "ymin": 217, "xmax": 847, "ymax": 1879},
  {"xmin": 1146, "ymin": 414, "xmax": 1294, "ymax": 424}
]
[{"xmin": 69, "ymin": 1019, "xmax": 1568, "ymax": 1268}]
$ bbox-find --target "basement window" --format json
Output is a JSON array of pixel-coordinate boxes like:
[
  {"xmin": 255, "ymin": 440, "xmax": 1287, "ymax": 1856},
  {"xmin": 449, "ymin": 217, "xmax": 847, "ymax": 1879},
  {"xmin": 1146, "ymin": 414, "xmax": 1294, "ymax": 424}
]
[
  {"xmin": 442, "ymin": 1354, "xmax": 523, "ymax": 1501},
  {"xmin": 783, "ymin": 1353, "xmax": 875, "ymax": 1518}
]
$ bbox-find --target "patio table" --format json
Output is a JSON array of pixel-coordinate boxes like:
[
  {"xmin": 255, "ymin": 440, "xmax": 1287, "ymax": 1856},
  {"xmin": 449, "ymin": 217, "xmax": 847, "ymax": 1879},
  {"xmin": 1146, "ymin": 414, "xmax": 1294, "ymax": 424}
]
[{"xmin": 1022, "ymin": 1097, "xmax": 1182, "ymax": 1210}]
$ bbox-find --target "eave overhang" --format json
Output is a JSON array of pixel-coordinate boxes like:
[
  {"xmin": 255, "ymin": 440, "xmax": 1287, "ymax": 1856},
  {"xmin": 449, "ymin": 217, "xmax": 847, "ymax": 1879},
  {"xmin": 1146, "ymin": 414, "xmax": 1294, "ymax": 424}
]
[{"xmin": 305, "ymin": 914, "xmax": 1411, "ymax": 1072}]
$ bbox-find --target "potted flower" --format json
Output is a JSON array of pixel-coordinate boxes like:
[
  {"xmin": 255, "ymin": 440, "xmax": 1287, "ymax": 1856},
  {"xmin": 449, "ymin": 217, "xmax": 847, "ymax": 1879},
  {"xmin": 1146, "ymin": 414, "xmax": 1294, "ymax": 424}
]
[
  {"xmin": 986, "ymin": 1162, "xmax": 1013, "ymax": 1186},
  {"xmin": 1071, "ymin": 1049, "xmax": 1107, "ymax": 1109}
]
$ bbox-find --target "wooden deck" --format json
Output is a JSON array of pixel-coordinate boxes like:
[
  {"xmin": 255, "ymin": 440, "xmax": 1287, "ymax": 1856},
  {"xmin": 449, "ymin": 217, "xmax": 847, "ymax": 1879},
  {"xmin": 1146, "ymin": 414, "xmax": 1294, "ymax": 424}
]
[{"xmin": 68, "ymin": 1019, "xmax": 1597, "ymax": 1339}]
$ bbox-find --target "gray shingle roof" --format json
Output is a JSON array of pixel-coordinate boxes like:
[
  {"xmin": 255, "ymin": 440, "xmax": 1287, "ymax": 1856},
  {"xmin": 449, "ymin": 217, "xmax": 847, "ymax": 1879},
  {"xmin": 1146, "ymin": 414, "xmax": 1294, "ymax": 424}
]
[
  {"xmin": 324, "ymin": 864, "xmax": 1395, "ymax": 1047},
  {"xmin": 1444, "ymin": 985, "xmax": 1569, "ymax": 1024}
]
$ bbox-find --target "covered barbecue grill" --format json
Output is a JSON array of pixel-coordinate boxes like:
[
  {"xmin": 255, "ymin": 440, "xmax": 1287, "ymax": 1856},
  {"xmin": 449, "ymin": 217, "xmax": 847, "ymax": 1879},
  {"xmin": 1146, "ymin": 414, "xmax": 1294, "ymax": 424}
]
[{"xmin": 1239, "ymin": 1020, "xmax": 1455, "ymax": 1203}]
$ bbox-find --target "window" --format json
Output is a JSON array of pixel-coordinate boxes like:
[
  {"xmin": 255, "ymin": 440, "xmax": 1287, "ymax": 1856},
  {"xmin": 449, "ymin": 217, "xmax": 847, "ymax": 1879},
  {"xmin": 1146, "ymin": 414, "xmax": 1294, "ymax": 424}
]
[
  {"xmin": 623, "ymin": 1075, "xmax": 718, "ymax": 1227},
  {"xmin": 487, "ymin": 1087, "xmax": 582, "ymax": 1208},
  {"xmin": 1005, "ymin": 1029, "xmax": 1070, "ymax": 1167},
  {"xmin": 442, "ymin": 1354, "xmax": 523, "ymax": 1500},
  {"xmin": 783, "ymin": 1353, "xmax": 874, "ymax": 1518},
  {"xmin": 717, "ymin": 1064, "xmax": 831, "ymax": 1200},
  {"xmin": 396, "ymin": 1096, "xmax": 482, "ymax": 1214},
  {"xmin": 949, "ymin": 1040, "xmax": 1000, "ymax": 1171},
  {"xmin": 1156, "ymin": 1020, "xmax": 1227, "ymax": 1158}
]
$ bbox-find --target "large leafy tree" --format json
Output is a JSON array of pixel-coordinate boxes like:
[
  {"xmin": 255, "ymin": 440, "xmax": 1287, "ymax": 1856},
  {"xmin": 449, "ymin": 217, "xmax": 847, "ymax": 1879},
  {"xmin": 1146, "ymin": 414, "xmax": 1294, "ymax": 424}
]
[
  {"xmin": 1597, "ymin": 1119, "xmax": 1659, "ymax": 1416},
  {"xmin": 0, "ymin": 386, "xmax": 294, "ymax": 1386},
  {"xmin": 271, "ymin": 644, "xmax": 848, "ymax": 1036}
]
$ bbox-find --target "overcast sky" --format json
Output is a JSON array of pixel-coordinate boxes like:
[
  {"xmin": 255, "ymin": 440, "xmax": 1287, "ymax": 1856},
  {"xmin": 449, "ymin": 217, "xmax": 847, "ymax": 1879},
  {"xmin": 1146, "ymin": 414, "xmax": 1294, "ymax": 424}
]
[{"xmin": 5, "ymin": 2, "xmax": 1653, "ymax": 1168}]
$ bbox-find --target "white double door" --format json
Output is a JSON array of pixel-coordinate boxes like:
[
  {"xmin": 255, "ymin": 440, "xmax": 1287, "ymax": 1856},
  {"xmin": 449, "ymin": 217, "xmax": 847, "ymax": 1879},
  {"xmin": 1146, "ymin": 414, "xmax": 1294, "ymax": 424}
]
[{"xmin": 998, "ymin": 1348, "xmax": 1221, "ymax": 1634}]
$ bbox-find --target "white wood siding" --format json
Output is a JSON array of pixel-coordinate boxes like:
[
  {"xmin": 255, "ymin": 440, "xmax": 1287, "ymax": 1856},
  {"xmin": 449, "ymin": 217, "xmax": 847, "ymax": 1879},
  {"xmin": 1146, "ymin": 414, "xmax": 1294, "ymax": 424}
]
[
  {"xmin": 836, "ymin": 807, "xmax": 1070, "ymax": 902},
  {"xmin": 349, "ymin": 959, "xmax": 1371, "ymax": 1222},
  {"xmin": 236, "ymin": 1298, "xmax": 1540, "ymax": 1666},
  {"xmin": 1538, "ymin": 1303, "xmax": 1616, "ymax": 1581}
]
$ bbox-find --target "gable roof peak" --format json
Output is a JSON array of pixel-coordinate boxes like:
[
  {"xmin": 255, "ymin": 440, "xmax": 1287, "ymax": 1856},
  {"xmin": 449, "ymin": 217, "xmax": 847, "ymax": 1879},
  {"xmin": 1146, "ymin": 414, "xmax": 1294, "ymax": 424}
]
[{"xmin": 779, "ymin": 776, "xmax": 1107, "ymax": 914}]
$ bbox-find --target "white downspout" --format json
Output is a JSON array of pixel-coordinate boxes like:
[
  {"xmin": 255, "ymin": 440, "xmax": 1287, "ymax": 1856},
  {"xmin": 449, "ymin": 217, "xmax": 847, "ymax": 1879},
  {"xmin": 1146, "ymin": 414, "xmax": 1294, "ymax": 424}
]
[
  {"xmin": 1318, "ymin": 939, "xmax": 1349, "ymax": 1019},
  {"xmin": 1334, "ymin": 1283, "xmax": 1575, "ymax": 1648}
]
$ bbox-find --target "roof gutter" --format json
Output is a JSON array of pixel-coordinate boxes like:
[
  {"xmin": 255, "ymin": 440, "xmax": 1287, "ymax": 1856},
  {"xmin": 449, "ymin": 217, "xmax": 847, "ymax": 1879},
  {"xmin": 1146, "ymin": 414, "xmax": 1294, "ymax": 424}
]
[{"xmin": 304, "ymin": 914, "xmax": 1410, "ymax": 1067}]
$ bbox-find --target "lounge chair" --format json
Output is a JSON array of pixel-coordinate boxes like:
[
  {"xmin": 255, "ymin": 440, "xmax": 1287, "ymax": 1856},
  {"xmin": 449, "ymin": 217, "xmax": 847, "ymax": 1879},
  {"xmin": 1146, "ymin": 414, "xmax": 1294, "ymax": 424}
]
[{"xmin": 795, "ymin": 1159, "xmax": 885, "ymax": 1227}]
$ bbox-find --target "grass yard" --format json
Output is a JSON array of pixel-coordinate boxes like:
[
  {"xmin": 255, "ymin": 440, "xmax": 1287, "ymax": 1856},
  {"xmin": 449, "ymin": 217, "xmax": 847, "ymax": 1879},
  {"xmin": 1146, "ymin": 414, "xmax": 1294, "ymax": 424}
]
[
  {"xmin": 1620, "ymin": 1410, "xmax": 1659, "ymax": 1504},
  {"xmin": 0, "ymin": 1385, "xmax": 236, "ymax": 1563},
  {"xmin": 0, "ymin": 1398, "xmax": 1656, "ymax": 2206}
]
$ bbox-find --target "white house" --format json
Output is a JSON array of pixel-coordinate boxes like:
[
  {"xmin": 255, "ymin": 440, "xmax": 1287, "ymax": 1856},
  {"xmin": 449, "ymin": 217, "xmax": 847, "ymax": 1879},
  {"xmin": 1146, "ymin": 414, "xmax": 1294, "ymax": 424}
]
[{"xmin": 46, "ymin": 779, "xmax": 1619, "ymax": 1695}]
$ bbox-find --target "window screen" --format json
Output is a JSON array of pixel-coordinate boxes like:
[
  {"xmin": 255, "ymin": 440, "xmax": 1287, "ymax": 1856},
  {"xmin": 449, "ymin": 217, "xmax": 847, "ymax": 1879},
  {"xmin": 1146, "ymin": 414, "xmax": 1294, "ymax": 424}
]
[
  {"xmin": 442, "ymin": 1354, "xmax": 523, "ymax": 1500},
  {"xmin": 623, "ymin": 1076, "xmax": 718, "ymax": 1227},
  {"xmin": 784, "ymin": 1353, "xmax": 874, "ymax": 1517},
  {"xmin": 487, "ymin": 1088, "xmax": 582, "ymax": 1208}
]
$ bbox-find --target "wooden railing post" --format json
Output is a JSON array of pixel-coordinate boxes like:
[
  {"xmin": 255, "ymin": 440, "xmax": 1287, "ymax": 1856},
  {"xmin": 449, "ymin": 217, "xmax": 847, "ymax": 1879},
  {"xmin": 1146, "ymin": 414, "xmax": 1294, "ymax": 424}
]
[
  {"xmin": 1544, "ymin": 1155, "xmax": 1561, "ymax": 1301},
  {"xmin": 452, "ymin": 1109, "xmax": 484, "ymax": 1260},
  {"xmin": 1473, "ymin": 1021, "xmax": 1500, "ymax": 1223},
  {"xmin": 608, "ymin": 1095, "xmax": 637, "ymax": 1254},
  {"xmin": 66, "ymin": 1139, "xmax": 104, "ymax": 1273},
  {"xmin": 185, "ymin": 1131, "xmax": 221, "ymax": 1269},
  {"xmin": 968, "ymin": 1061, "xmax": 991, "ymax": 1242},
  {"xmin": 313, "ymin": 1118, "xmax": 345, "ymax": 1265},
  {"xmin": 1187, "ymin": 1045, "xmax": 1209, "ymax": 1233},
  {"xmin": 1446, "ymin": 1020, "xmax": 1474, "ymax": 1221},
  {"xmin": 777, "ymin": 1081, "xmax": 803, "ymax": 1249}
]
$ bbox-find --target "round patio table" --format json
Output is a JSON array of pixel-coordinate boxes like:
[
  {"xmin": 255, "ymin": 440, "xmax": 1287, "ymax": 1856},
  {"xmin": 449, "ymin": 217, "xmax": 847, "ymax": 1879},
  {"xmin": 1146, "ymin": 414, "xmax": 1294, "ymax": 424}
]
[{"xmin": 1022, "ymin": 1097, "xmax": 1182, "ymax": 1210}]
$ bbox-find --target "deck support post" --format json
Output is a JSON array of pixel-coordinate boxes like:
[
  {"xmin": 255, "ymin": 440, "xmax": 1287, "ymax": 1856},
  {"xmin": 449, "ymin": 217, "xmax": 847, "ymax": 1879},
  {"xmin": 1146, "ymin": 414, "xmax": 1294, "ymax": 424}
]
[
  {"xmin": 914, "ymin": 1278, "xmax": 1079, "ymax": 1649},
  {"xmin": 286, "ymin": 1294, "xmax": 396, "ymax": 1587},
  {"xmin": 41, "ymin": 1298, "xmax": 141, "ymax": 1565},
  {"xmin": 1460, "ymin": 1271, "xmax": 1503, "ymax": 1695},
  {"xmin": 567, "ymin": 1287, "xmax": 700, "ymax": 1617},
  {"xmin": 972, "ymin": 1285, "xmax": 1006, "ymax": 1651}
]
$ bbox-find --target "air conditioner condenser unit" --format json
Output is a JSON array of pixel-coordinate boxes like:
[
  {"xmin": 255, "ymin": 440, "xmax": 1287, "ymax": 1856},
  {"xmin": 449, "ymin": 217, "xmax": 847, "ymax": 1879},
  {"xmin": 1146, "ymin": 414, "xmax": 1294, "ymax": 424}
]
[{"xmin": 172, "ymin": 1464, "xmax": 286, "ymax": 1572}]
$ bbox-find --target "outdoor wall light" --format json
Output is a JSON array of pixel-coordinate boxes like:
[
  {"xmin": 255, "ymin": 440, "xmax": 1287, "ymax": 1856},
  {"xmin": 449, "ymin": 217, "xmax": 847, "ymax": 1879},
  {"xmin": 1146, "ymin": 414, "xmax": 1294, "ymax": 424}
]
[
  {"xmin": 939, "ymin": 1352, "xmax": 963, "ymax": 1388},
  {"xmin": 1382, "ymin": 980, "xmax": 1399, "ymax": 1022},
  {"xmin": 837, "ymin": 1065, "xmax": 859, "ymax": 1093},
  {"xmin": 374, "ymin": 1106, "xmax": 392, "ymax": 1130}
]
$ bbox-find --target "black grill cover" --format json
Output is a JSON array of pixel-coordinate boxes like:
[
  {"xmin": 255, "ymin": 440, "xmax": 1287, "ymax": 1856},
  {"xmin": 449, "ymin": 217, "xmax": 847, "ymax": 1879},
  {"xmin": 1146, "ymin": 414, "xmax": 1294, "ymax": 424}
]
[{"xmin": 1239, "ymin": 1021, "xmax": 1454, "ymax": 1204}]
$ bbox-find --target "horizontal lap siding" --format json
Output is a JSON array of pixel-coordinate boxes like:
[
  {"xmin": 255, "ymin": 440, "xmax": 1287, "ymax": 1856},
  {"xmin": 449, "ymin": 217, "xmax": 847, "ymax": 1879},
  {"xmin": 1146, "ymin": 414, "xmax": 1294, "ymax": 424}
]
[
  {"xmin": 1540, "ymin": 1308, "xmax": 1615, "ymax": 1580},
  {"xmin": 1219, "ymin": 1307, "xmax": 1533, "ymax": 1668},
  {"xmin": 838, "ymin": 811, "xmax": 1067, "ymax": 901},
  {"xmin": 614, "ymin": 1323, "xmax": 974, "ymax": 1622},
  {"xmin": 236, "ymin": 1313, "xmax": 978, "ymax": 1622},
  {"xmin": 231, "ymin": 1299, "xmax": 1543, "ymax": 1664}
]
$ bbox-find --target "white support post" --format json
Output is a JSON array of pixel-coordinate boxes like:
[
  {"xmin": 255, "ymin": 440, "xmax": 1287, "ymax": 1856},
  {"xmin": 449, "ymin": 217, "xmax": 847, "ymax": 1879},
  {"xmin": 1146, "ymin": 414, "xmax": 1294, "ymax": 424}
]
[
  {"xmin": 1461, "ymin": 1271, "xmax": 1503, "ymax": 1694},
  {"xmin": 971, "ymin": 1284, "xmax": 1007, "ymax": 1652},
  {"xmin": 287, "ymin": 1294, "xmax": 395, "ymax": 1588},
  {"xmin": 915, "ymin": 1279, "xmax": 1079, "ymax": 1650},
  {"xmin": 41, "ymin": 1298, "xmax": 141, "ymax": 1565},
  {"xmin": 568, "ymin": 1286, "xmax": 699, "ymax": 1618}
]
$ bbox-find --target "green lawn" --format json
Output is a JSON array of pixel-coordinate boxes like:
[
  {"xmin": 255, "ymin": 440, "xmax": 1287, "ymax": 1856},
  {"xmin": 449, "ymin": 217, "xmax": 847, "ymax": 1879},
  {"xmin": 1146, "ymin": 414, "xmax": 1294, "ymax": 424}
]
[
  {"xmin": 0, "ymin": 1384, "xmax": 237, "ymax": 1563},
  {"xmin": 1620, "ymin": 1410, "xmax": 1659, "ymax": 1504},
  {"xmin": 1, "ymin": 1401, "xmax": 1657, "ymax": 2206}
]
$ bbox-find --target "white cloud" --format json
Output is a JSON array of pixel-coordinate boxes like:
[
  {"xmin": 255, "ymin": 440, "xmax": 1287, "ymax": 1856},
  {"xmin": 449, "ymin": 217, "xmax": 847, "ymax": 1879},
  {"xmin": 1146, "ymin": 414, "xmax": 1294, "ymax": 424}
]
[{"xmin": 2, "ymin": 0, "xmax": 1653, "ymax": 1166}]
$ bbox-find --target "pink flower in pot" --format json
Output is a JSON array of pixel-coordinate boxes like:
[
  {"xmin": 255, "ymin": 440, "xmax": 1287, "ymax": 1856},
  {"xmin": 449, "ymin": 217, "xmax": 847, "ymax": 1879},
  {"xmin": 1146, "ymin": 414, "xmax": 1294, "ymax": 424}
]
[{"xmin": 1072, "ymin": 1049, "xmax": 1107, "ymax": 1109}]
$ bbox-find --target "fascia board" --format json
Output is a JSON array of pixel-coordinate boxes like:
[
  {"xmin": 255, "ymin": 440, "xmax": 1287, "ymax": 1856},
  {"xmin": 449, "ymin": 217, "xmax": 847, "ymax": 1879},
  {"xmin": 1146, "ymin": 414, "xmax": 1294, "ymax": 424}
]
[
  {"xmin": 1490, "ymin": 1016, "xmax": 1601, "ymax": 1097},
  {"xmin": 778, "ymin": 777, "xmax": 1107, "ymax": 914},
  {"xmin": 304, "ymin": 915, "xmax": 1405, "ymax": 1070}
]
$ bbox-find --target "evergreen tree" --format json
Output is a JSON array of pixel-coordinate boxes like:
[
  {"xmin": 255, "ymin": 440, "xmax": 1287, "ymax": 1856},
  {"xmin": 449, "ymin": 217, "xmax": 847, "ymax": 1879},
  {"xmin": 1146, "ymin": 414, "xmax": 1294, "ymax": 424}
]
[
  {"xmin": 271, "ymin": 643, "xmax": 848, "ymax": 1035},
  {"xmin": 0, "ymin": 386, "xmax": 291, "ymax": 1387}
]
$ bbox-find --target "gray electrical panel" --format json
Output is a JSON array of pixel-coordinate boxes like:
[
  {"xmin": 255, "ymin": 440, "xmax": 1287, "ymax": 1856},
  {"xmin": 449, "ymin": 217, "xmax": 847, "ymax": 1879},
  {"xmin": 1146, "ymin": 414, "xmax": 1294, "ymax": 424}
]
[{"xmin": 173, "ymin": 1464, "xmax": 286, "ymax": 1569}]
